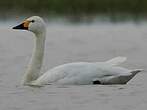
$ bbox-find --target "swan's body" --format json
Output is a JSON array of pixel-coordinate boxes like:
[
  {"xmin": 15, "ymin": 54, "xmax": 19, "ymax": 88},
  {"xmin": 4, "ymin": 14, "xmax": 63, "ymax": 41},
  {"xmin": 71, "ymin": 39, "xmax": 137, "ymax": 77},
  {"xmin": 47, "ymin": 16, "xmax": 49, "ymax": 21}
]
[
  {"xmin": 32, "ymin": 61, "xmax": 142, "ymax": 85},
  {"xmin": 13, "ymin": 16, "xmax": 143, "ymax": 86}
]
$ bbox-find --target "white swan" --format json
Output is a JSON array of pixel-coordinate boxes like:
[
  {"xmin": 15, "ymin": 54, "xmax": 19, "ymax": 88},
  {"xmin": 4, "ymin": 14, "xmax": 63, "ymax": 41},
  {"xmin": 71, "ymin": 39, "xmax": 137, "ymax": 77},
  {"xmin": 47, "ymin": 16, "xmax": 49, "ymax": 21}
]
[{"xmin": 12, "ymin": 16, "xmax": 143, "ymax": 86}]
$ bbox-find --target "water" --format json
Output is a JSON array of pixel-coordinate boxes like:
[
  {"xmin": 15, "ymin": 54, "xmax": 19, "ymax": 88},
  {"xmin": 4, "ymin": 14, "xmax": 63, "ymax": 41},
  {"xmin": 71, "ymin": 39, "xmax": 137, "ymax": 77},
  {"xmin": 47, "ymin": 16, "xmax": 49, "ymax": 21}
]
[{"xmin": 0, "ymin": 21, "xmax": 147, "ymax": 110}]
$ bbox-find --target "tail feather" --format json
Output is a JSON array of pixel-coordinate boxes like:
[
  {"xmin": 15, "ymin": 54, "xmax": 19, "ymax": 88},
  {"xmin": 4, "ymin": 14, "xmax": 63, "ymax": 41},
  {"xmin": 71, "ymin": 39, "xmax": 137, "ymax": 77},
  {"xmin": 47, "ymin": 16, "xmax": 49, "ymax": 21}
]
[
  {"xmin": 105, "ymin": 56, "xmax": 127, "ymax": 66},
  {"xmin": 130, "ymin": 69, "xmax": 144, "ymax": 76}
]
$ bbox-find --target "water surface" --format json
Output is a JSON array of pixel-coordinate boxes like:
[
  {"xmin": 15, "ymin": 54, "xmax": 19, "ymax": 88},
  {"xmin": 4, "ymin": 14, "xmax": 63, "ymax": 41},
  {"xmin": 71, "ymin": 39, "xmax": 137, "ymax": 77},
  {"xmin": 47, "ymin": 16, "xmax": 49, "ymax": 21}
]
[{"xmin": 0, "ymin": 21, "xmax": 147, "ymax": 110}]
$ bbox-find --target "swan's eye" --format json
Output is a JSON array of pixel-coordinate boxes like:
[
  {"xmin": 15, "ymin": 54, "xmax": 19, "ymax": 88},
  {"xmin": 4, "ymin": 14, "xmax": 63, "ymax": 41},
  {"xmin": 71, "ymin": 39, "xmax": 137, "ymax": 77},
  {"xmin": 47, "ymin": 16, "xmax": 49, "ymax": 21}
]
[{"xmin": 31, "ymin": 20, "xmax": 35, "ymax": 23}]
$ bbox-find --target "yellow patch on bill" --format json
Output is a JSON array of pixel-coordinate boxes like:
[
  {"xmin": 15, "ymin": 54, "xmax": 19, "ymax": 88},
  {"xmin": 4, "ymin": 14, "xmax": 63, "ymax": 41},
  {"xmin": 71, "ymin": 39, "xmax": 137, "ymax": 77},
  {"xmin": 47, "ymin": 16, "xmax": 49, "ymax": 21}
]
[{"xmin": 23, "ymin": 20, "xmax": 30, "ymax": 28}]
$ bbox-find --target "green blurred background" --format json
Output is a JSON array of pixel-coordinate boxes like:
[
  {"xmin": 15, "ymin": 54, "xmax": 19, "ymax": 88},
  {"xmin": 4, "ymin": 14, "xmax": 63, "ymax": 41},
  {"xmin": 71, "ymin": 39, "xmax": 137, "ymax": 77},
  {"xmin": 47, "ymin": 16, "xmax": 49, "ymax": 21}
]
[{"xmin": 1, "ymin": 0, "xmax": 147, "ymax": 21}]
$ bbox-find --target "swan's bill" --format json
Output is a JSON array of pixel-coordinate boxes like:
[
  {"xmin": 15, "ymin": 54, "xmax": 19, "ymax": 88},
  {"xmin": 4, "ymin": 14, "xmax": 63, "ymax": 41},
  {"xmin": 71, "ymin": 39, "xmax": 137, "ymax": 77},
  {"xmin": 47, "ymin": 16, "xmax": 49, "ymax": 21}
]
[{"xmin": 12, "ymin": 20, "xmax": 30, "ymax": 30}]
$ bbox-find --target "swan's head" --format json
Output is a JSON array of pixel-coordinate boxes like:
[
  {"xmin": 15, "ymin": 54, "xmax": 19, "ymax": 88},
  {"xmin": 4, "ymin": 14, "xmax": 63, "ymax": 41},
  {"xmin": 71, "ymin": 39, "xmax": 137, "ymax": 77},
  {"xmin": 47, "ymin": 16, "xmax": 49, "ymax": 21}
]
[{"xmin": 13, "ymin": 16, "xmax": 46, "ymax": 34}]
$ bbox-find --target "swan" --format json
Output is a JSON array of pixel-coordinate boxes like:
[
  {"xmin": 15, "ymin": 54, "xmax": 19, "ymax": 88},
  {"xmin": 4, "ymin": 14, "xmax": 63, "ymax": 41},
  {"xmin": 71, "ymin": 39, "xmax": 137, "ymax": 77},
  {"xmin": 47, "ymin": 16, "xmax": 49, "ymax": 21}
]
[{"xmin": 12, "ymin": 16, "xmax": 143, "ymax": 86}]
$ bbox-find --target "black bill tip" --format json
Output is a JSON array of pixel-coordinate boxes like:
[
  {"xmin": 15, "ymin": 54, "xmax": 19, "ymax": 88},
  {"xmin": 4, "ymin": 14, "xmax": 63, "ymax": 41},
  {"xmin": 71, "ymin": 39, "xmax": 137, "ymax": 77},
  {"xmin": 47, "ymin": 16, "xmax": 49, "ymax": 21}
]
[{"xmin": 12, "ymin": 23, "xmax": 28, "ymax": 30}]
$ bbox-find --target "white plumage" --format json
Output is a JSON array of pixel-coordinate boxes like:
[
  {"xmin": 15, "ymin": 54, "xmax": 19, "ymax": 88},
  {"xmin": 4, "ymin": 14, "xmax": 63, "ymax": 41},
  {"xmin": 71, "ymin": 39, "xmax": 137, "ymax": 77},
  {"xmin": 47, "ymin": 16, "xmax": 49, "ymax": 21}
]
[{"xmin": 12, "ymin": 16, "xmax": 143, "ymax": 86}]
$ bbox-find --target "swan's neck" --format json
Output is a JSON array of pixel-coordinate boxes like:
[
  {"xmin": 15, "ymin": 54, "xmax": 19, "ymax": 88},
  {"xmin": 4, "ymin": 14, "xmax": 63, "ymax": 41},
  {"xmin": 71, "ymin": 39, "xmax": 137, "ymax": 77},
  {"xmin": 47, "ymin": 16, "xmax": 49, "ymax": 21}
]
[{"xmin": 22, "ymin": 32, "xmax": 46, "ymax": 85}]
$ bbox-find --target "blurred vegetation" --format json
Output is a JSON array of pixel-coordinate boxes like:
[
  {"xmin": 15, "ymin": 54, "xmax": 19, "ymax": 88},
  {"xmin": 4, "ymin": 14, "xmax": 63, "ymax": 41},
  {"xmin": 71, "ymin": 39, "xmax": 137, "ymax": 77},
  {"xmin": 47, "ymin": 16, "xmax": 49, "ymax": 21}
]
[{"xmin": 0, "ymin": 0, "xmax": 147, "ymax": 21}]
